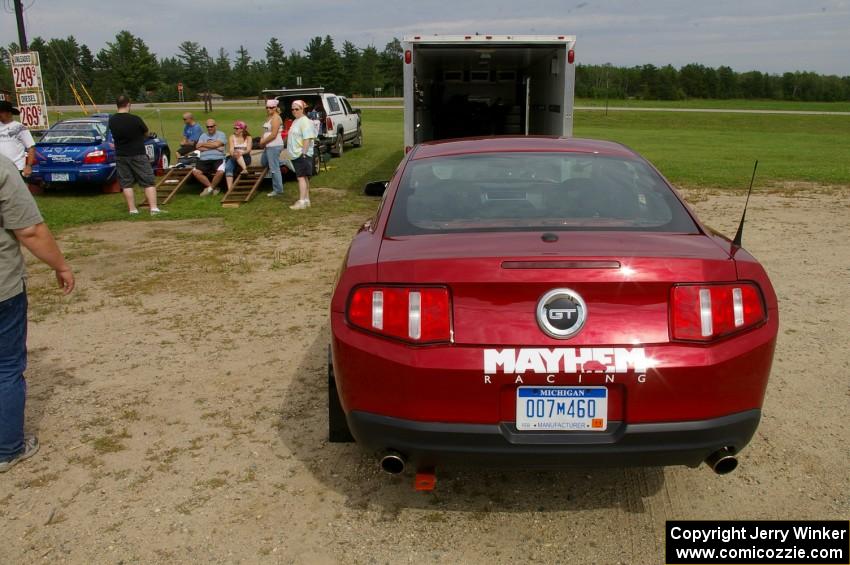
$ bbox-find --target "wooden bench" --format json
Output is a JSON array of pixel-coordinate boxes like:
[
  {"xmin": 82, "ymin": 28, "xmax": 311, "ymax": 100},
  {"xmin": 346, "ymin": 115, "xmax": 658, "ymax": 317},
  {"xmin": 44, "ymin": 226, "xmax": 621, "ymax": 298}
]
[
  {"xmin": 221, "ymin": 166, "xmax": 268, "ymax": 208},
  {"xmin": 138, "ymin": 166, "xmax": 195, "ymax": 206}
]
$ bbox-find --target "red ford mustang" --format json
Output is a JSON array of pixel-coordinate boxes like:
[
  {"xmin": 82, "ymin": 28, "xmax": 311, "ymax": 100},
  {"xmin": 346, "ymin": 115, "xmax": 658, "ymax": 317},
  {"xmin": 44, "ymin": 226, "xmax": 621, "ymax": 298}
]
[{"xmin": 329, "ymin": 137, "xmax": 777, "ymax": 478}]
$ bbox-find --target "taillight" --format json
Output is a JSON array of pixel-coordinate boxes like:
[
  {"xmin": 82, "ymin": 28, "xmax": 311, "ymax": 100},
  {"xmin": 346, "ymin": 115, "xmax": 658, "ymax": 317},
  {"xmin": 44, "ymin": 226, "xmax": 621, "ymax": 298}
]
[
  {"xmin": 325, "ymin": 117, "xmax": 333, "ymax": 132},
  {"xmin": 348, "ymin": 286, "xmax": 451, "ymax": 344},
  {"xmin": 404, "ymin": 50, "xmax": 412, "ymax": 64},
  {"xmin": 671, "ymin": 283, "xmax": 766, "ymax": 342},
  {"xmin": 83, "ymin": 149, "xmax": 106, "ymax": 164},
  {"xmin": 568, "ymin": 49, "xmax": 575, "ymax": 64}
]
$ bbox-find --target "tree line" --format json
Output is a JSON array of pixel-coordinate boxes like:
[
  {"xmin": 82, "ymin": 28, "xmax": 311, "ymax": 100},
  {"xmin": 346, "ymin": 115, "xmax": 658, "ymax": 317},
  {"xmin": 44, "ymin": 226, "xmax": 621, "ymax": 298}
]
[
  {"xmin": 576, "ymin": 63, "xmax": 850, "ymax": 102},
  {"xmin": 1, "ymin": 31, "xmax": 848, "ymax": 105},
  {"xmin": 0, "ymin": 32, "xmax": 402, "ymax": 105}
]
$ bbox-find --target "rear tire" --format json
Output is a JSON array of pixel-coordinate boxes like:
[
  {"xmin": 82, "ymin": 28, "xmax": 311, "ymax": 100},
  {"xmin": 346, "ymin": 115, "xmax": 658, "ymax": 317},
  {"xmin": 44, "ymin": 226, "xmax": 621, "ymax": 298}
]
[
  {"xmin": 27, "ymin": 182, "xmax": 44, "ymax": 195},
  {"xmin": 312, "ymin": 150, "xmax": 321, "ymax": 177},
  {"xmin": 328, "ymin": 348, "xmax": 354, "ymax": 443},
  {"xmin": 352, "ymin": 127, "xmax": 362, "ymax": 148},
  {"xmin": 331, "ymin": 131, "xmax": 344, "ymax": 157}
]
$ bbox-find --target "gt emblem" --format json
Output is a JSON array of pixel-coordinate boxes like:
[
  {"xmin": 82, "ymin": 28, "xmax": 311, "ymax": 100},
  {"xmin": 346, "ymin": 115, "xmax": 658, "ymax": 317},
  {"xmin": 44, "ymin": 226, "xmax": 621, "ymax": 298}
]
[
  {"xmin": 548, "ymin": 308, "xmax": 578, "ymax": 321},
  {"xmin": 537, "ymin": 289, "xmax": 587, "ymax": 339}
]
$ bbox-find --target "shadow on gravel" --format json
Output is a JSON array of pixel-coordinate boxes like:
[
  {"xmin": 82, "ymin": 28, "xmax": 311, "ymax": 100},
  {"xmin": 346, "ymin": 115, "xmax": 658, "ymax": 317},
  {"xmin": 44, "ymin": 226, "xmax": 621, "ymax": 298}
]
[
  {"xmin": 25, "ymin": 346, "xmax": 88, "ymax": 435},
  {"xmin": 279, "ymin": 330, "xmax": 667, "ymax": 515}
]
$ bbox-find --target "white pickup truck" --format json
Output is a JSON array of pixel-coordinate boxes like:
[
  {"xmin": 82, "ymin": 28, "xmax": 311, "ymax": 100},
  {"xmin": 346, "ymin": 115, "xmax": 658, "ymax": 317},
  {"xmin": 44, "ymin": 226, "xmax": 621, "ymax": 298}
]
[{"xmin": 262, "ymin": 87, "xmax": 362, "ymax": 157}]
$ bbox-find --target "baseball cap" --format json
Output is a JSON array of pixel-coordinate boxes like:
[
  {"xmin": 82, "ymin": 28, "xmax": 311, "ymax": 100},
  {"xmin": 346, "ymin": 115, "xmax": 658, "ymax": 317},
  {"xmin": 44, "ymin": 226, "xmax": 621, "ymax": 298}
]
[{"xmin": 0, "ymin": 100, "xmax": 21, "ymax": 115}]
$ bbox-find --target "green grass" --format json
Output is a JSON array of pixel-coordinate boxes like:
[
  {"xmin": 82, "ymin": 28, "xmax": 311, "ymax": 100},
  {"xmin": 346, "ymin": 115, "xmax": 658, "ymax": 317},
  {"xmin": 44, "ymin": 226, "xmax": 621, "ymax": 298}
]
[
  {"xmin": 33, "ymin": 105, "xmax": 850, "ymax": 233},
  {"xmin": 574, "ymin": 111, "xmax": 850, "ymax": 188},
  {"xmin": 35, "ymin": 108, "xmax": 403, "ymax": 233},
  {"xmin": 577, "ymin": 98, "xmax": 850, "ymax": 112}
]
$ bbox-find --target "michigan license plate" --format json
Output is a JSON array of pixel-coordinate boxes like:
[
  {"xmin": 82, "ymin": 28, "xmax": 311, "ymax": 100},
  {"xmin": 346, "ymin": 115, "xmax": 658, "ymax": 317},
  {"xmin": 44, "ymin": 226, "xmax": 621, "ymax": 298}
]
[
  {"xmin": 51, "ymin": 173, "xmax": 70, "ymax": 182},
  {"xmin": 516, "ymin": 386, "xmax": 608, "ymax": 431}
]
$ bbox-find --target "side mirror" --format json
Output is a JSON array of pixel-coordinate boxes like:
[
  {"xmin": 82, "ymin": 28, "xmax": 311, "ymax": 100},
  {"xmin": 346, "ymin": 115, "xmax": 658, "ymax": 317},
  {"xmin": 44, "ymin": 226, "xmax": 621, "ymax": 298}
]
[
  {"xmin": 364, "ymin": 180, "xmax": 388, "ymax": 197},
  {"xmin": 148, "ymin": 132, "xmax": 157, "ymax": 139},
  {"xmin": 354, "ymin": 108, "xmax": 361, "ymax": 115}
]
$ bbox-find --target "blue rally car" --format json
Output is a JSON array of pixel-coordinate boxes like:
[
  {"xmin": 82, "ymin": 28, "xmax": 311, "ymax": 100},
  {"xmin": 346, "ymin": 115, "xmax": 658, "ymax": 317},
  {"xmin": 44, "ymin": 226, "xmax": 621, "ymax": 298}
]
[{"xmin": 30, "ymin": 114, "xmax": 170, "ymax": 192}]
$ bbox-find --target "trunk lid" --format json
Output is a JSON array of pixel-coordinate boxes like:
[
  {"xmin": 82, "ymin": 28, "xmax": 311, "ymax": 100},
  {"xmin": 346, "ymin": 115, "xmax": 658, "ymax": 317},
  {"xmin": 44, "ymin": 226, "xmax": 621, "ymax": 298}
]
[
  {"xmin": 36, "ymin": 143, "xmax": 97, "ymax": 166},
  {"xmin": 377, "ymin": 231, "xmax": 735, "ymax": 346}
]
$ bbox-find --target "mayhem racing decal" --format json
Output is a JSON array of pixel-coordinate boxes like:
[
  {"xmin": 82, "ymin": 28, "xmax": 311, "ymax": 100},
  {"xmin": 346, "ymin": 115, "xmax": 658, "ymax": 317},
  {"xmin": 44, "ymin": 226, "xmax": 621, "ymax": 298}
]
[{"xmin": 484, "ymin": 347, "xmax": 648, "ymax": 375}]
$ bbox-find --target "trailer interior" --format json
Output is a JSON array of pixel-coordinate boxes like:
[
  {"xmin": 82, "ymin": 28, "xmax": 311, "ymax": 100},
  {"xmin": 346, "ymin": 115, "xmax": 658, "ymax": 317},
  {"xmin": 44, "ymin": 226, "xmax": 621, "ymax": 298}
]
[{"xmin": 411, "ymin": 44, "xmax": 569, "ymax": 144}]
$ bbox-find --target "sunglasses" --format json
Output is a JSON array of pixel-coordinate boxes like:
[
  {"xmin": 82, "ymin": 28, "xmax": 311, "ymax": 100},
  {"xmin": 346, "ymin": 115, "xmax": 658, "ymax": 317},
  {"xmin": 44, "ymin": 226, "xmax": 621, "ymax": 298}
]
[
  {"xmin": 206, "ymin": 125, "xmax": 216, "ymax": 128},
  {"xmin": 291, "ymin": 107, "xmax": 302, "ymax": 111},
  {"xmin": 233, "ymin": 126, "xmax": 243, "ymax": 129}
]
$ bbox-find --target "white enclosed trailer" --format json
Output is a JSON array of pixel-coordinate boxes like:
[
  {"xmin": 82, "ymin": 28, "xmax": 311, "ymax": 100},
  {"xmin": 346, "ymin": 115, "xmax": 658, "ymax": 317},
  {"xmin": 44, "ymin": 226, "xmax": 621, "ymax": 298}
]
[{"xmin": 402, "ymin": 34, "xmax": 577, "ymax": 150}]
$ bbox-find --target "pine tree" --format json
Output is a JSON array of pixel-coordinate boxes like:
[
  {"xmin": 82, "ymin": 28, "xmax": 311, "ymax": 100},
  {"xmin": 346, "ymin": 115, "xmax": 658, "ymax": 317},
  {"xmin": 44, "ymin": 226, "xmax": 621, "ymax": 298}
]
[
  {"xmin": 339, "ymin": 41, "xmax": 360, "ymax": 96},
  {"xmin": 95, "ymin": 31, "xmax": 160, "ymax": 101},
  {"xmin": 265, "ymin": 38, "xmax": 285, "ymax": 89}
]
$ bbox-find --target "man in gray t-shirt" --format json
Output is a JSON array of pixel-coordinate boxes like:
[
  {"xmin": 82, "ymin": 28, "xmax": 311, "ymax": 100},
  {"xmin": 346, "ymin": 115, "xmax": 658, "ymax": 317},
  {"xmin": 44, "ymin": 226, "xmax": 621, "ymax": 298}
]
[{"xmin": 0, "ymin": 154, "xmax": 74, "ymax": 473}]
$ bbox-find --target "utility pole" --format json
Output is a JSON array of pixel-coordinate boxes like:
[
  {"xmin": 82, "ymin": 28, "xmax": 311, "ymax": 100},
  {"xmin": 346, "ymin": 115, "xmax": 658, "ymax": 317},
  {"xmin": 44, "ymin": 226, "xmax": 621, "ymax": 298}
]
[{"xmin": 14, "ymin": 0, "xmax": 28, "ymax": 51}]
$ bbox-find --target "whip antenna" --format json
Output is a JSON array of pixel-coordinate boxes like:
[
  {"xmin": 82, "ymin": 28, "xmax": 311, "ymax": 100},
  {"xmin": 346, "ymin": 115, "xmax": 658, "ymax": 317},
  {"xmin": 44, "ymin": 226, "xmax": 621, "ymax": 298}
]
[{"xmin": 733, "ymin": 160, "xmax": 758, "ymax": 247}]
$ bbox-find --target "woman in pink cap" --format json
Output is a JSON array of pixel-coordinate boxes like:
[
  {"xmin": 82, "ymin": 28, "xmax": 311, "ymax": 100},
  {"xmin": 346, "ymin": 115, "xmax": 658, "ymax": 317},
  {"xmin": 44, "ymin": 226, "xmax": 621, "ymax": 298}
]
[
  {"xmin": 223, "ymin": 120, "xmax": 252, "ymax": 192},
  {"xmin": 259, "ymin": 99, "xmax": 285, "ymax": 197},
  {"xmin": 286, "ymin": 99, "xmax": 317, "ymax": 209}
]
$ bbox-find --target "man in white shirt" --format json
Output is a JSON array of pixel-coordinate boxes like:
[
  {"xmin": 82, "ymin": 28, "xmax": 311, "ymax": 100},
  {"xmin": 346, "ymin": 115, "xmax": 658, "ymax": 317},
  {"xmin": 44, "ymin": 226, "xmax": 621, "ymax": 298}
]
[{"xmin": 0, "ymin": 101, "xmax": 35, "ymax": 178}]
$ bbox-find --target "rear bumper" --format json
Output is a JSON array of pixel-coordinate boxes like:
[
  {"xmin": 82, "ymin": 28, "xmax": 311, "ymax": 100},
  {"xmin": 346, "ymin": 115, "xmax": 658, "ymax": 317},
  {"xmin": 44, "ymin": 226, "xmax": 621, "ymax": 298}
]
[
  {"xmin": 347, "ymin": 409, "xmax": 761, "ymax": 469},
  {"xmin": 31, "ymin": 165, "xmax": 114, "ymax": 184}
]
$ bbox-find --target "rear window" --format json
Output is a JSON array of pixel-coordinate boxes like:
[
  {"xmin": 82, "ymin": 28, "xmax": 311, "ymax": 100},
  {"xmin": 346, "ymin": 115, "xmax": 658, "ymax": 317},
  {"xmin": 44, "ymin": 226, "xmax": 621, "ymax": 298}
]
[
  {"xmin": 40, "ymin": 122, "xmax": 107, "ymax": 144},
  {"xmin": 279, "ymin": 96, "xmax": 322, "ymax": 119},
  {"xmin": 385, "ymin": 152, "xmax": 699, "ymax": 235}
]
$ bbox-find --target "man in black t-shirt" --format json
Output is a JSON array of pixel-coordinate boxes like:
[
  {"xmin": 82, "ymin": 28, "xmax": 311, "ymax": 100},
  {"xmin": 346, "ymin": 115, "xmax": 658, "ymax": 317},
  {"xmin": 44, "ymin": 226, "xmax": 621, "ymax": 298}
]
[{"xmin": 107, "ymin": 96, "xmax": 164, "ymax": 215}]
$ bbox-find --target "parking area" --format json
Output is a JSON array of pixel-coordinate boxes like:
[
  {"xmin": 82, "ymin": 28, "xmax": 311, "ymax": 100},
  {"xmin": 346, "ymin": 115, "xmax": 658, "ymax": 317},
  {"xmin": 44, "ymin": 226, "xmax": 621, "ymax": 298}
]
[{"xmin": 2, "ymin": 186, "xmax": 849, "ymax": 564}]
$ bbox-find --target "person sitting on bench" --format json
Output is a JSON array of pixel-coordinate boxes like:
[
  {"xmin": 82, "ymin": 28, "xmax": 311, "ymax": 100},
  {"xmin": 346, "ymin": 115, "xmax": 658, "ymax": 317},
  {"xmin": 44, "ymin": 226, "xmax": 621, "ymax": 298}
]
[
  {"xmin": 194, "ymin": 120, "xmax": 226, "ymax": 196},
  {"xmin": 224, "ymin": 120, "xmax": 253, "ymax": 192},
  {"xmin": 177, "ymin": 113, "xmax": 202, "ymax": 157}
]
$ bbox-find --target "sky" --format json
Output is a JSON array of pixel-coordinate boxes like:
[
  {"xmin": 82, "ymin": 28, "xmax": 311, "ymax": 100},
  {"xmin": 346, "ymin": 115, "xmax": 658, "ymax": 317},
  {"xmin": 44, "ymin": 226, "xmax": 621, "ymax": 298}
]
[{"xmin": 3, "ymin": 0, "xmax": 850, "ymax": 75}]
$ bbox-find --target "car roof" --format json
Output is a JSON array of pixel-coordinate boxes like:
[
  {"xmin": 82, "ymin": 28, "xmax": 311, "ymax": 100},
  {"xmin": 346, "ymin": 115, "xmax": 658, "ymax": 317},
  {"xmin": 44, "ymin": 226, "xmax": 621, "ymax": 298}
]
[{"xmin": 411, "ymin": 136, "xmax": 639, "ymax": 160}]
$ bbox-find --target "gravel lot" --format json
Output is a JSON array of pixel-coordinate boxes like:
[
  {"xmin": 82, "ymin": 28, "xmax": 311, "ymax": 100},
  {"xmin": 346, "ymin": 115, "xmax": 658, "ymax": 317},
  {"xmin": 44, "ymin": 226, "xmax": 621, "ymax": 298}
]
[{"xmin": 2, "ymin": 186, "xmax": 848, "ymax": 564}]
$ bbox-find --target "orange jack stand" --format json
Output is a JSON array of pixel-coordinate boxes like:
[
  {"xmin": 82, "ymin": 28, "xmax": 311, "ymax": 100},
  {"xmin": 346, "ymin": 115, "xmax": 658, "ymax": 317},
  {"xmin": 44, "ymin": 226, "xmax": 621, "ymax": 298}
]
[{"xmin": 414, "ymin": 468, "xmax": 437, "ymax": 491}]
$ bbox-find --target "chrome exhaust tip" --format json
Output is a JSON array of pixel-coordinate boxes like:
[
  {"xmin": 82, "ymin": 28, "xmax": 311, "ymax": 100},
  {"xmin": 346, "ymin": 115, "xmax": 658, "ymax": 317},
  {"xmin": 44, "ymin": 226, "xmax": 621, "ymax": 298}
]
[
  {"xmin": 380, "ymin": 451, "xmax": 406, "ymax": 475},
  {"xmin": 705, "ymin": 448, "xmax": 738, "ymax": 475}
]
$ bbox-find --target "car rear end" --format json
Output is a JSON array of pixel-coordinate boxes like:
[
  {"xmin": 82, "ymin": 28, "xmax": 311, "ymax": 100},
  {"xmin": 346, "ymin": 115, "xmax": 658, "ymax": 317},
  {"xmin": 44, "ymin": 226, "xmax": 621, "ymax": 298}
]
[
  {"xmin": 329, "ymin": 138, "xmax": 778, "ymax": 473},
  {"xmin": 31, "ymin": 120, "xmax": 115, "ymax": 186}
]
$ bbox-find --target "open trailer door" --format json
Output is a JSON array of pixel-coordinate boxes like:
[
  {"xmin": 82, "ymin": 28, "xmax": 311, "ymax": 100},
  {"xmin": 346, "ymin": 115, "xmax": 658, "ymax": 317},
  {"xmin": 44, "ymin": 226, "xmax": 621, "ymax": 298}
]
[{"xmin": 402, "ymin": 35, "xmax": 576, "ymax": 150}]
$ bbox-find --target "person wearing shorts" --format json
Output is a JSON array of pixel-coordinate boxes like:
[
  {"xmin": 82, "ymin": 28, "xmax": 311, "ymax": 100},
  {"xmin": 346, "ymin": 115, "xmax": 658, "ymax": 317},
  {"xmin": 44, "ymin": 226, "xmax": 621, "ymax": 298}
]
[
  {"xmin": 193, "ymin": 120, "xmax": 226, "ymax": 196},
  {"xmin": 286, "ymin": 100, "xmax": 316, "ymax": 210},
  {"xmin": 107, "ymin": 95, "xmax": 163, "ymax": 215},
  {"xmin": 224, "ymin": 121, "xmax": 252, "ymax": 193}
]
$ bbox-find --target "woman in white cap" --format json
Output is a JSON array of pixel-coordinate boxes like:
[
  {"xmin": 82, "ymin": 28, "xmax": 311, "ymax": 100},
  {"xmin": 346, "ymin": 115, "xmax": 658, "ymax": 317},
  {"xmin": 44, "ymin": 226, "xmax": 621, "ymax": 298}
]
[
  {"xmin": 286, "ymin": 99, "xmax": 316, "ymax": 209},
  {"xmin": 259, "ymin": 99, "xmax": 285, "ymax": 197}
]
